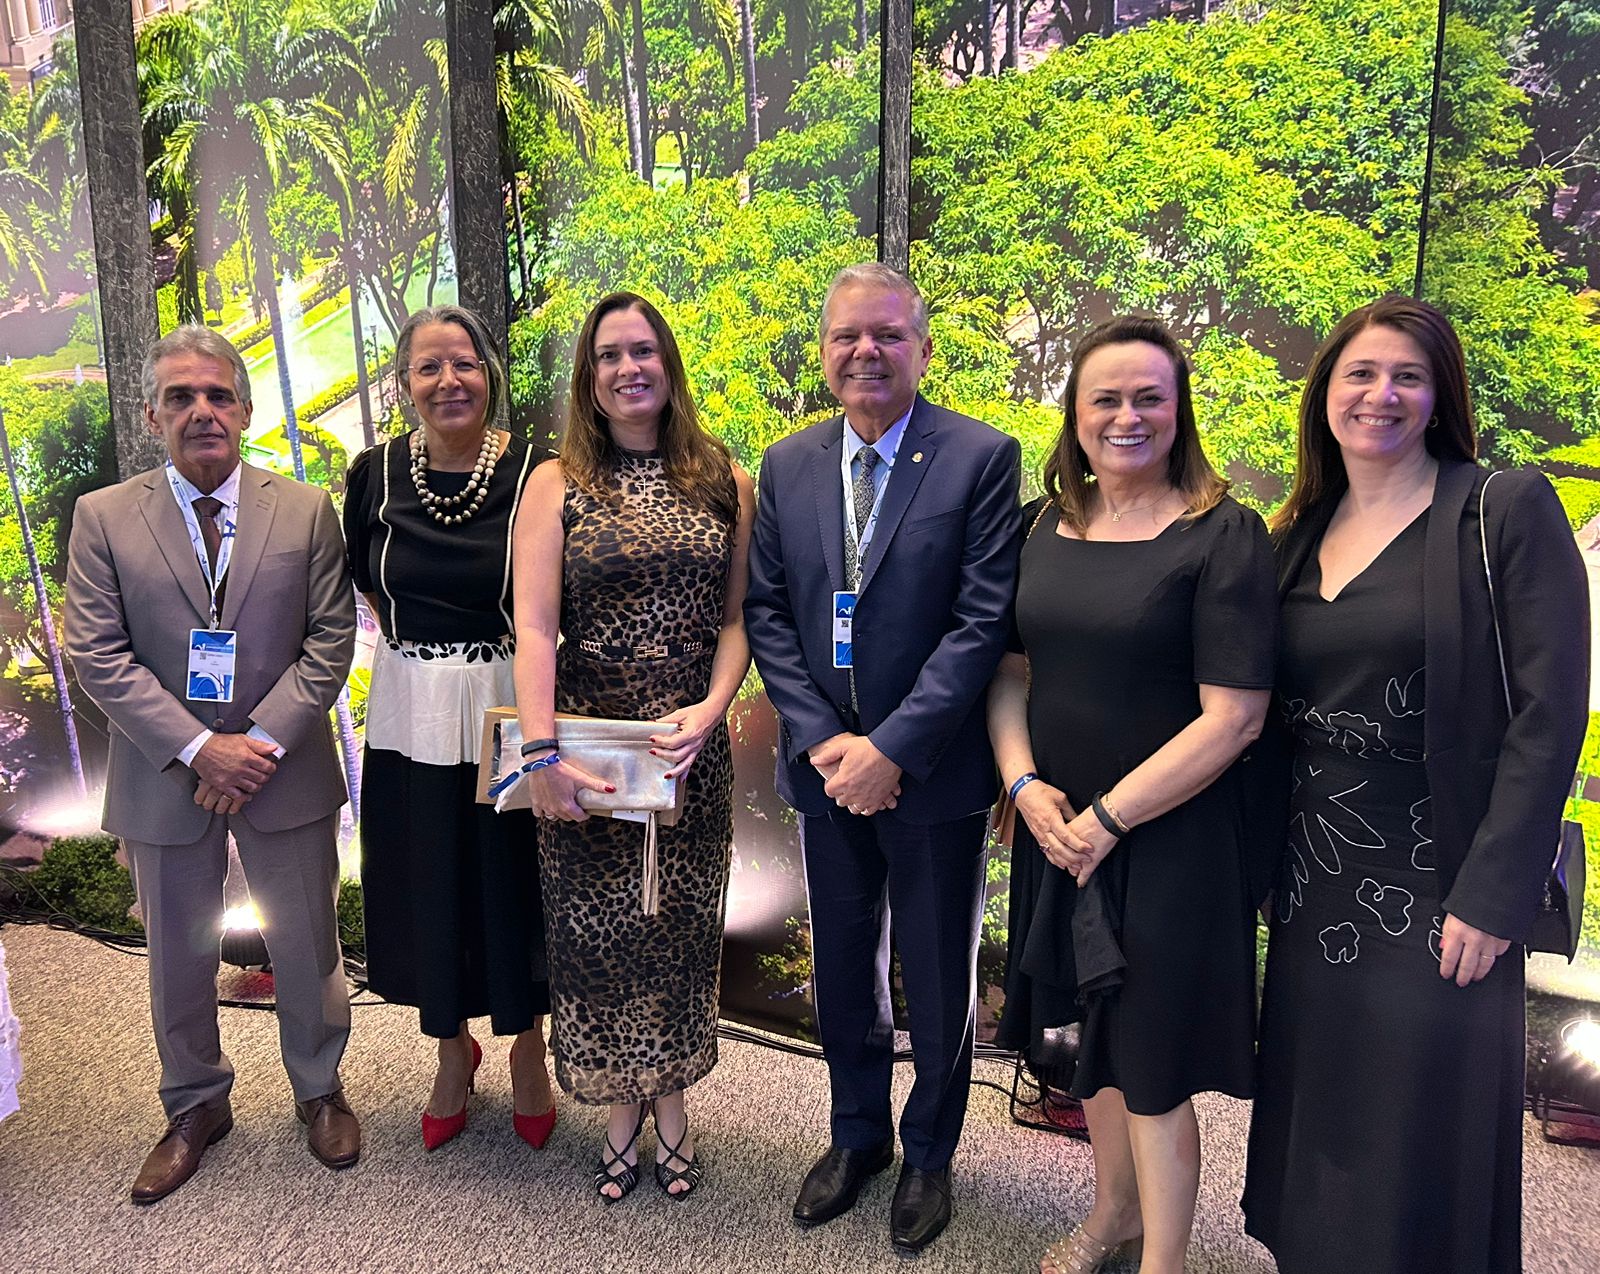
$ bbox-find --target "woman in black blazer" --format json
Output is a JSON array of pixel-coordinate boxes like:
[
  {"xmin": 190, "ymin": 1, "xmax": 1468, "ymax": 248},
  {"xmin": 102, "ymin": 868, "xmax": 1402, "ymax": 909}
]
[{"xmin": 1242, "ymin": 296, "xmax": 1588, "ymax": 1274}]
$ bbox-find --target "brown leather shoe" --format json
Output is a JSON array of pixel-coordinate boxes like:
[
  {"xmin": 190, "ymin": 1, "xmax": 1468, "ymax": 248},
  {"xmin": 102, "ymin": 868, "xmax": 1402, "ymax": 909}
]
[
  {"xmin": 297, "ymin": 1090, "xmax": 361, "ymax": 1169},
  {"xmin": 130, "ymin": 1099, "xmax": 234, "ymax": 1205}
]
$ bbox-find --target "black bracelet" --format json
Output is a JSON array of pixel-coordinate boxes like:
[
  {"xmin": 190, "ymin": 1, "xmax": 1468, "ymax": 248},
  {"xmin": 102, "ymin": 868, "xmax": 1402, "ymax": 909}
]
[
  {"xmin": 1091, "ymin": 792, "xmax": 1128, "ymax": 839},
  {"xmin": 520, "ymin": 737, "xmax": 559, "ymax": 757}
]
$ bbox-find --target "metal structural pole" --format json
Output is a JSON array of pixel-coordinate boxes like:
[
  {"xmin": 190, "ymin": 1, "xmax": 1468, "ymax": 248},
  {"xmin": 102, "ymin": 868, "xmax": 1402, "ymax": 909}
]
[{"xmin": 74, "ymin": 0, "xmax": 163, "ymax": 478}]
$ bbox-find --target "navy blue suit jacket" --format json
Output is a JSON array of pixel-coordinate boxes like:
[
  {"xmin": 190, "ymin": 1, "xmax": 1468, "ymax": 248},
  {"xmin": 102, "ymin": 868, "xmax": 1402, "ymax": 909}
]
[{"xmin": 744, "ymin": 395, "xmax": 1022, "ymax": 824}]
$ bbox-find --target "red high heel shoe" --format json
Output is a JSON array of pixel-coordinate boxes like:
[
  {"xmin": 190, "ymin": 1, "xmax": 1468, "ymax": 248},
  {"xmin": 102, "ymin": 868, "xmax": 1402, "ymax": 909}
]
[
  {"xmin": 420, "ymin": 1036, "xmax": 482, "ymax": 1151},
  {"xmin": 510, "ymin": 1038, "xmax": 558, "ymax": 1150}
]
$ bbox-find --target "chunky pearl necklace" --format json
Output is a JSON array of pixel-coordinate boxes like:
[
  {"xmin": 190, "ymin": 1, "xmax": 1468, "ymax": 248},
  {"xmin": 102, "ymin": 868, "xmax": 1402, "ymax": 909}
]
[{"xmin": 410, "ymin": 428, "xmax": 498, "ymax": 525}]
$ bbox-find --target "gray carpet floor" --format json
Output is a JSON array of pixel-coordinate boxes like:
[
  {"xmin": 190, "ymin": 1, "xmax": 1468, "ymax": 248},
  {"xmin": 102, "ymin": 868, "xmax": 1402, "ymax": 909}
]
[{"xmin": 1, "ymin": 925, "xmax": 1597, "ymax": 1274}]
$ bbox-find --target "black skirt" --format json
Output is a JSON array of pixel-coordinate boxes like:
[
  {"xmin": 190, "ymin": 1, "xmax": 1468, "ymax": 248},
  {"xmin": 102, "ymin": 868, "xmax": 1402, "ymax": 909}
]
[{"xmin": 359, "ymin": 748, "xmax": 550, "ymax": 1038}]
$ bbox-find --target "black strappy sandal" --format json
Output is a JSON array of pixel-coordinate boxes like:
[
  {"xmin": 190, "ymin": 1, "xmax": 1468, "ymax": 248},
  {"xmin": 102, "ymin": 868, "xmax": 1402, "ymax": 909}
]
[
  {"xmin": 653, "ymin": 1103, "xmax": 704, "ymax": 1199},
  {"xmin": 593, "ymin": 1103, "xmax": 648, "ymax": 1204}
]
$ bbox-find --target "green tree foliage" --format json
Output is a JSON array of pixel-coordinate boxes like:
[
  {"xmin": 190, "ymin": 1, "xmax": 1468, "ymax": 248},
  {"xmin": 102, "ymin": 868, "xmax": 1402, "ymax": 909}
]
[
  {"xmin": 1420, "ymin": 10, "xmax": 1600, "ymax": 453},
  {"xmin": 0, "ymin": 374, "xmax": 114, "ymax": 605},
  {"xmin": 502, "ymin": 27, "xmax": 882, "ymax": 451},
  {"xmin": 508, "ymin": 165, "xmax": 872, "ymax": 461},
  {"xmin": 911, "ymin": 0, "xmax": 1434, "ymax": 495},
  {"xmin": 138, "ymin": 0, "xmax": 367, "ymax": 480}
]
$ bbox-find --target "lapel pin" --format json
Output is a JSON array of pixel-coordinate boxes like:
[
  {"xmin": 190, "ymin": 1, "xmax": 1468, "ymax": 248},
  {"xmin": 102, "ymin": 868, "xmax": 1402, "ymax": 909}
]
[{"xmin": 911, "ymin": 451, "xmax": 923, "ymax": 463}]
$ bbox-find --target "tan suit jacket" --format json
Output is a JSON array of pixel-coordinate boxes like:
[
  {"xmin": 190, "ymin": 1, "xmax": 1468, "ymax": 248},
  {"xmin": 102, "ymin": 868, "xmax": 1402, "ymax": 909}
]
[{"xmin": 65, "ymin": 461, "xmax": 356, "ymax": 845}]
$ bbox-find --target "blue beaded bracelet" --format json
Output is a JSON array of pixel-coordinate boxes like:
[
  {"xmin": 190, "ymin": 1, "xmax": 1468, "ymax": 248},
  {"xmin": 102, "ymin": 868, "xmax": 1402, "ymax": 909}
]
[
  {"xmin": 486, "ymin": 752, "xmax": 562, "ymax": 799},
  {"xmin": 1008, "ymin": 772, "xmax": 1038, "ymax": 801}
]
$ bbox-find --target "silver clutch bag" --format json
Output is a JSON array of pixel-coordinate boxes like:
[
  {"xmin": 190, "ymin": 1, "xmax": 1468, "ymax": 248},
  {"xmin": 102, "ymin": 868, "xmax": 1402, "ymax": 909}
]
[
  {"xmin": 478, "ymin": 709, "xmax": 684, "ymax": 914},
  {"xmin": 553, "ymin": 713, "xmax": 685, "ymax": 823}
]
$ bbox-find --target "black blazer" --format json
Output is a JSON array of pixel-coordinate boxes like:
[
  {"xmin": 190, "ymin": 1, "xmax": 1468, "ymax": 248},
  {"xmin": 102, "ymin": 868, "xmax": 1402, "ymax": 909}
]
[{"xmin": 1274, "ymin": 459, "xmax": 1588, "ymax": 941}]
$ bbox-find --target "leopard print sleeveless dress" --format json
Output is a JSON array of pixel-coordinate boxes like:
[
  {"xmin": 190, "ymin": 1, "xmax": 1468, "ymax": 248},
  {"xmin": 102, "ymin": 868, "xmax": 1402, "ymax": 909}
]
[{"xmin": 540, "ymin": 451, "xmax": 735, "ymax": 1103}]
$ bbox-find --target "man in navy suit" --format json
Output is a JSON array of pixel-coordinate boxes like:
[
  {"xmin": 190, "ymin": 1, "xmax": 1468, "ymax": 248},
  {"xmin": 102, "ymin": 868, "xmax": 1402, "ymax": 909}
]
[{"xmin": 745, "ymin": 264, "xmax": 1020, "ymax": 1252}]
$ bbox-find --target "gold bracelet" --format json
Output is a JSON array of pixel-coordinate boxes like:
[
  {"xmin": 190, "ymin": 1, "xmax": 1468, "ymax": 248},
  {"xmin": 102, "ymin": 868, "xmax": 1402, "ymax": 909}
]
[{"xmin": 1100, "ymin": 792, "xmax": 1132, "ymax": 836}]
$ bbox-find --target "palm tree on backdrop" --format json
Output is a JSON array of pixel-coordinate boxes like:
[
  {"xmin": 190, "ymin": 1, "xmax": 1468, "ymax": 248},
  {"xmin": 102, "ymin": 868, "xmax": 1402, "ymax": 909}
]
[
  {"xmin": 138, "ymin": 0, "xmax": 364, "ymax": 484},
  {"xmin": 570, "ymin": 0, "xmax": 643, "ymax": 177},
  {"xmin": 0, "ymin": 407, "xmax": 87, "ymax": 798},
  {"xmin": 359, "ymin": 0, "xmax": 453, "ymax": 339},
  {"xmin": 494, "ymin": 0, "xmax": 596, "ymax": 309},
  {"xmin": 30, "ymin": 43, "xmax": 104, "ymax": 361},
  {"xmin": 738, "ymin": 0, "xmax": 759, "ymax": 158},
  {"xmin": 136, "ymin": 20, "xmax": 206, "ymax": 325},
  {"xmin": 0, "ymin": 113, "xmax": 47, "ymax": 299}
]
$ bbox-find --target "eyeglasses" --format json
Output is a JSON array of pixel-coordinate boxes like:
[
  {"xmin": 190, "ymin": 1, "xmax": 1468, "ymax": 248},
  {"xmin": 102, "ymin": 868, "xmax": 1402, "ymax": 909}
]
[{"xmin": 406, "ymin": 357, "xmax": 484, "ymax": 381}]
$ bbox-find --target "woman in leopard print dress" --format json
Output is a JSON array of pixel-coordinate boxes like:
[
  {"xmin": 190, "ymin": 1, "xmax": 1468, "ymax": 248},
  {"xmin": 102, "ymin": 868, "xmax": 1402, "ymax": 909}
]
[{"xmin": 512, "ymin": 293, "xmax": 754, "ymax": 1201}]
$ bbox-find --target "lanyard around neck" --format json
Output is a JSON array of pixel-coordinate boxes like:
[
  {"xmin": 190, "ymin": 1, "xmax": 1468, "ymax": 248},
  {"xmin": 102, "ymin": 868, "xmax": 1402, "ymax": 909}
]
[{"xmin": 166, "ymin": 463, "xmax": 236, "ymax": 627}]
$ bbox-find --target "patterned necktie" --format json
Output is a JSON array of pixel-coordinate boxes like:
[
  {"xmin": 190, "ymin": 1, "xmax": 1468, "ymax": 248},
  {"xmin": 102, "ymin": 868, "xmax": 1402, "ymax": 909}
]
[
  {"xmin": 848, "ymin": 446, "xmax": 880, "ymax": 590},
  {"xmin": 192, "ymin": 496, "xmax": 224, "ymax": 579}
]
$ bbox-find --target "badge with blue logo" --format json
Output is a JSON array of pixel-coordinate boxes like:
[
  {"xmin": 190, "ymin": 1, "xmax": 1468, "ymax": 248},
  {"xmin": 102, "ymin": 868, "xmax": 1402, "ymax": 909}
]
[
  {"xmin": 186, "ymin": 628, "xmax": 237, "ymax": 702},
  {"xmin": 832, "ymin": 591, "xmax": 856, "ymax": 668}
]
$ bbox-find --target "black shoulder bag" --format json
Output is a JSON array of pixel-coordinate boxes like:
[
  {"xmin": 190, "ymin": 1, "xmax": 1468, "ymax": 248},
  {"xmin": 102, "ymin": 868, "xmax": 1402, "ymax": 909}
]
[{"xmin": 1480, "ymin": 471, "xmax": 1586, "ymax": 960}]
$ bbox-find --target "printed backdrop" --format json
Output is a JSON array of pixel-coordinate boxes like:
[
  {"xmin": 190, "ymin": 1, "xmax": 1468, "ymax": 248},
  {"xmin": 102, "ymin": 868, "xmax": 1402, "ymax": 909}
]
[{"xmin": 0, "ymin": 0, "xmax": 1595, "ymax": 1042}]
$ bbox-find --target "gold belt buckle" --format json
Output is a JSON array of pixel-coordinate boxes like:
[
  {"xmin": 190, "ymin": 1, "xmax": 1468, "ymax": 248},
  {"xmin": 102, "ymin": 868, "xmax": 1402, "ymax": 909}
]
[{"xmin": 637, "ymin": 643, "xmax": 668, "ymax": 659}]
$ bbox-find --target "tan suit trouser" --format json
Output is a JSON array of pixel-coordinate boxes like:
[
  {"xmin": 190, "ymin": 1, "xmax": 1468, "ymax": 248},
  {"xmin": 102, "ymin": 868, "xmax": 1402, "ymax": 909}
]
[{"xmin": 125, "ymin": 812, "xmax": 349, "ymax": 1118}]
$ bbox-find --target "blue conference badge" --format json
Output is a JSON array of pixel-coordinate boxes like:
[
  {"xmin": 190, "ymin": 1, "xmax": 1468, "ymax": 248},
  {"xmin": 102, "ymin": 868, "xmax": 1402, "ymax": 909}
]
[
  {"xmin": 832, "ymin": 590, "xmax": 856, "ymax": 669},
  {"xmin": 186, "ymin": 628, "xmax": 238, "ymax": 703}
]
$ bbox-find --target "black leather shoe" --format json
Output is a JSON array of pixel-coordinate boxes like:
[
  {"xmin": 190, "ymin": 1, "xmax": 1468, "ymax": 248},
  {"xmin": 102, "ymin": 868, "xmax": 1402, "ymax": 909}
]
[
  {"xmin": 792, "ymin": 1140, "xmax": 895, "ymax": 1226},
  {"xmin": 890, "ymin": 1162, "xmax": 952, "ymax": 1253}
]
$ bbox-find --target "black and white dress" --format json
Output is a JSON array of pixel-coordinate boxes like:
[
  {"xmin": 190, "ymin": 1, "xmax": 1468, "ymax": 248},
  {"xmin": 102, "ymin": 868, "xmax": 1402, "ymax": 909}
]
[
  {"xmin": 1244, "ymin": 510, "xmax": 1525, "ymax": 1273},
  {"xmin": 343, "ymin": 432, "xmax": 552, "ymax": 1038}
]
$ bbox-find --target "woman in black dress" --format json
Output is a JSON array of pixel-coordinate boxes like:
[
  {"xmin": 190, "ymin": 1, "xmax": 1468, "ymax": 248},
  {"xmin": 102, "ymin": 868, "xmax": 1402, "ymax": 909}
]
[
  {"xmin": 343, "ymin": 305, "xmax": 556, "ymax": 1152},
  {"xmin": 1243, "ymin": 297, "xmax": 1588, "ymax": 1273},
  {"xmin": 988, "ymin": 317, "xmax": 1277, "ymax": 1274}
]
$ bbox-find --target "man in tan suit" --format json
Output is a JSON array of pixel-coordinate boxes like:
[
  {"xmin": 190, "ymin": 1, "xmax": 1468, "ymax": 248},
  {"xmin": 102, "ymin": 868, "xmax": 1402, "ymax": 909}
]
[{"xmin": 65, "ymin": 325, "xmax": 359, "ymax": 1203}]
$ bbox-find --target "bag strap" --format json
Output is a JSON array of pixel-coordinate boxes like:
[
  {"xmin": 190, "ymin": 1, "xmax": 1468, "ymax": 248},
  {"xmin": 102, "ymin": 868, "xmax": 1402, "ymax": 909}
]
[
  {"xmin": 1019, "ymin": 498, "xmax": 1055, "ymax": 699},
  {"xmin": 1026, "ymin": 496, "xmax": 1053, "ymax": 541},
  {"xmin": 1478, "ymin": 471, "xmax": 1513, "ymax": 719},
  {"xmin": 1478, "ymin": 470, "xmax": 1581, "ymax": 823}
]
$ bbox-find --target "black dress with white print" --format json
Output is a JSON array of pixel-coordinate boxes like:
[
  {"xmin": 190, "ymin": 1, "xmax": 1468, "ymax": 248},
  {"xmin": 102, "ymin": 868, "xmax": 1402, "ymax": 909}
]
[{"xmin": 1245, "ymin": 508, "xmax": 1526, "ymax": 1274}]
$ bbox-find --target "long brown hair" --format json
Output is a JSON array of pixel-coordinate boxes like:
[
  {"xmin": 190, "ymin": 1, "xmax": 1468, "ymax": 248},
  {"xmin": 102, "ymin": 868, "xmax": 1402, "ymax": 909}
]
[
  {"xmin": 1044, "ymin": 315, "xmax": 1227, "ymax": 535},
  {"xmin": 561, "ymin": 292, "xmax": 737, "ymax": 526},
  {"xmin": 1271, "ymin": 295, "xmax": 1477, "ymax": 535}
]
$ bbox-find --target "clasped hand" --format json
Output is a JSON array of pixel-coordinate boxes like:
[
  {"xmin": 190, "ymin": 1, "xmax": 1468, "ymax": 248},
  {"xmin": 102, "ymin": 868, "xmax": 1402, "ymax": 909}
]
[
  {"xmin": 810, "ymin": 733, "xmax": 902, "ymax": 815},
  {"xmin": 1018, "ymin": 782, "xmax": 1118, "ymax": 887},
  {"xmin": 191, "ymin": 733, "xmax": 279, "ymax": 814}
]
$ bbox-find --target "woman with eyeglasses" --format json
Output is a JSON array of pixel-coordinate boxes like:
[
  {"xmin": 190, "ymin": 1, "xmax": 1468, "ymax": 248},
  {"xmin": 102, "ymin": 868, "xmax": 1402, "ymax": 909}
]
[{"xmin": 343, "ymin": 305, "xmax": 558, "ymax": 1153}]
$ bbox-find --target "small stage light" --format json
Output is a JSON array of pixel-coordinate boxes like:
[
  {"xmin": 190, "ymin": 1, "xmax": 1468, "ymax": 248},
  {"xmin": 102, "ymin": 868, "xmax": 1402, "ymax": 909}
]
[
  {"xmin": 222, "ymin": 904, "xmax": 262, "ymax": 932},
  {"xmin": 219, "ymin": 902, "xmax": 270, "ymax": 970},
  {"xmin": 1561, "ymin": 1018, "xmax": 1600, "ymax": 1070},
  {"xmin": 1533, "ymin": 1016, "xmax": 1600, "ymax": 1148}
]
